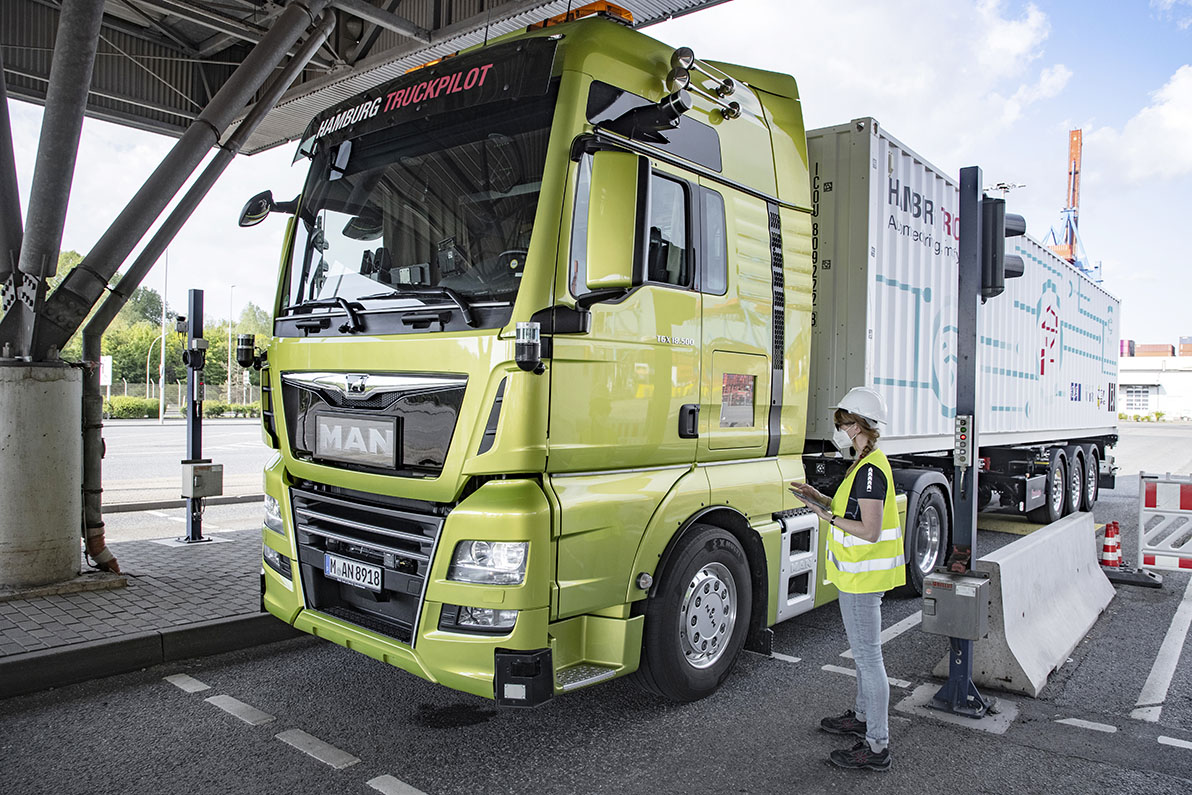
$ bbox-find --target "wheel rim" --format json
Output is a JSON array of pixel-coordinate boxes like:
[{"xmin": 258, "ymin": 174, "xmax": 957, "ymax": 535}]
[
  {"xmin": 1051, "ymin": 464, "xmax": 1065, "ymax": 514},
  {"xmin": 1069, "ymin": 461, "xmax": 1082, "ymax": 509},
  {"xmin": 679, "ymin": 562, "xmax": 738, "ymax": 670},
  {"xmin": 915, "ymin": 502, "xmax": 943, "ymax": 575},
  {"xmin": 1086, "ymin": 457, "xmax": 1098, "ymax": 504}
]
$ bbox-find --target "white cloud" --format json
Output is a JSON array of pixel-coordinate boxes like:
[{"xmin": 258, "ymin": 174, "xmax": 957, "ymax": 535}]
[
  {"xmin": 1152, "ymin": 0, "xmax": 1192, "ymax": 29},
  {"xmin": 1085, "ymin": 65, "xmax": 1192, "ymax": 183},
  {"xmin": 650, "ymin": 0, "xmax": 1069, "ymax": 168}
]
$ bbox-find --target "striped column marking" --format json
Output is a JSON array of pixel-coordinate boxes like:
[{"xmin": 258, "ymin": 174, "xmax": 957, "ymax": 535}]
[
  {"xmin": 1131, "ymin": 576, "xmax": 1192, "ymax": 722},
  {"xmin": 841, "ymin": 611, "xmax": 922, "ymax": 659},
  {"xmin": 771, "ymin": 652, "xmax": 802, "ymax": 664},
  {"xmin": 1158, "ymin": 736, "xmax": 1192, "ymax": 750},
  {"xmin": 368, "ymin": 775, "xmax": 428, "ymax": 795},
  {"xmin": 204, "ymin": 695, "xmax": 275, "ymax": 726},
  {"xmin": 164, "ymin": 674, "xmax": 210, "ymax": 693},
  {"xmin": 1056, "ymin": 718, "xmax": 1117, "ymax": 733},
  {"xmin": 822, "ymin": 663, "xmax": 911, "ymax": 689},
  {"xmin": 276, "ymin": 729, "xmax": 360, "ymax": 769}
]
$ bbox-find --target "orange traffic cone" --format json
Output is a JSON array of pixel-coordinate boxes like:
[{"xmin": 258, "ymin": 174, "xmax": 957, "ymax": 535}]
[{"xmin": 1100, "ymin": 521, "xmax": 1122, "ymax": 568}]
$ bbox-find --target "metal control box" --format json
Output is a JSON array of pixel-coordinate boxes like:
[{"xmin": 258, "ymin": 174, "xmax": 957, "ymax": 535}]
[
  {"xmin": 921, "ymin": 571, "xmax": 990, "ymax": 640},
  {"xmin": 181, "ymin": 462, "xmax": 223, "ymax": 498}
]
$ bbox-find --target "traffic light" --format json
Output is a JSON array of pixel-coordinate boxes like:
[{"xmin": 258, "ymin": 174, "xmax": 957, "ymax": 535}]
[{"xmin": 980, "ymin": 196, "xmax": 1026, "ymax": 300}]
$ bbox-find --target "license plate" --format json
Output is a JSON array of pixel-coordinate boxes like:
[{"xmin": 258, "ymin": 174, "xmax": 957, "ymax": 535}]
[{"xmin": 324, "ymin": 553, "xmax": 382, "ymax": 592}]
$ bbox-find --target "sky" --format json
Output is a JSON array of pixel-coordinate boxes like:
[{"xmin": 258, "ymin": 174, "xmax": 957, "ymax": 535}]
[{"xmin": 7, "ymin": 0, "xmax": 1192, "ymax": 344}]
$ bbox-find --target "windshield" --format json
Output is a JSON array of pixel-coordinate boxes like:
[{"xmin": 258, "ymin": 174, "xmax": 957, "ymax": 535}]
[{"xmin": 284, "ymin": 91, "xmax": 556, "ymax": 318}]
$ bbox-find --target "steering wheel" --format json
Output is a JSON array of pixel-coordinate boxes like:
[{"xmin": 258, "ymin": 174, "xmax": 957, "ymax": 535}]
[{"xmin": 496, "ymin": 249, "xmax": 529, "ymax": 272}]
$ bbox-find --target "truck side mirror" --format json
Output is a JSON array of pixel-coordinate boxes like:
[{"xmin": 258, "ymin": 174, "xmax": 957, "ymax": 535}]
[{"xmin": 585, "ymin": 151, "xmax": 648, "ymax": 292}]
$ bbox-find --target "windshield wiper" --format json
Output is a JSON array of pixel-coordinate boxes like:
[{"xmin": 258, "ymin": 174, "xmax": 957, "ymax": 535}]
[
  {"xmin": 284, "ymin": 297, "xmax": 364, "ymax": 333},
  {"xmin": 358, "ymin": 285, "xmax": 477, "ymax": 327}
]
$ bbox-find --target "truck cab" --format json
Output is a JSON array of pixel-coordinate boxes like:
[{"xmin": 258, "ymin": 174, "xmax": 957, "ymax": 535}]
[{"xmin": 255, "ymin": 11, "xmax": 889, "ymax": 706}]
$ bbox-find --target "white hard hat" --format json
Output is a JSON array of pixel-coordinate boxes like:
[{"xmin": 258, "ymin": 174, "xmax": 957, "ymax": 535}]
[{"xmin": 830, "ymin": 386, "xmax": 888, "ymax": 428}]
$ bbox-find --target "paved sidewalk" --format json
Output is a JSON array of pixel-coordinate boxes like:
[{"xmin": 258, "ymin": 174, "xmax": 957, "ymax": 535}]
[{"xmin": 0, "ymin": 528, "xmax": 299, "ymax": 698}]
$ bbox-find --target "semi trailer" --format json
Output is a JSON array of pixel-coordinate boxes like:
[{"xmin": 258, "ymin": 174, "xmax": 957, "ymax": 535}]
[{"xmin": 242, "ymin": 7, "xmax": 1119, "ymax": 707}]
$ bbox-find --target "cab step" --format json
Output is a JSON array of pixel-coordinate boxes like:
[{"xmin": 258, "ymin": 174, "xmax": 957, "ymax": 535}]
[{"xmin": 556, "ymin": 663, "xmax": 617, "ymax": 692}]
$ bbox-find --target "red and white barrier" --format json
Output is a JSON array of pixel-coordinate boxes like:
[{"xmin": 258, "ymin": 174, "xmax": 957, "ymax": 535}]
[{"xmin": 1139, "ymin": 473, "xmax": 1192, "ymax": 572}]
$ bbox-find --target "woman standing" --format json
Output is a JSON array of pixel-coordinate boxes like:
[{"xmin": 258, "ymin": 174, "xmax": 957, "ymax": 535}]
[{"xmin": 789, "ymin": 387, "xmax": 904, "ymax": 771}]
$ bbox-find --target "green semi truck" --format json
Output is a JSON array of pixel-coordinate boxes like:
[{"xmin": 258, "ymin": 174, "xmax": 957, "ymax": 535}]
[{"xmin": 242, "ymin": 9, "xmax": 1117, "ymax": 707}]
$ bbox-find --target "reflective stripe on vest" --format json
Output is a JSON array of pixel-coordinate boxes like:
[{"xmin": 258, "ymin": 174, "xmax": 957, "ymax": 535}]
[{"xmin": 826, "ymin": 448, "xmax": 906, "ymax": 593}]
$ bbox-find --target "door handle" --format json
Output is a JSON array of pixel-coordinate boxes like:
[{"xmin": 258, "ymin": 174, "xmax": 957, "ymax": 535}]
[{"xmin": 679, "ymin": 404, "xmax": 700, "ymax": 439}]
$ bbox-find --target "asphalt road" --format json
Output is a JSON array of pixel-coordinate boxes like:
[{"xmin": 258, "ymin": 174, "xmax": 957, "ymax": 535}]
[{"xmin": 14, "ymin": 423, "xmax": 1184, "ymax": 794}]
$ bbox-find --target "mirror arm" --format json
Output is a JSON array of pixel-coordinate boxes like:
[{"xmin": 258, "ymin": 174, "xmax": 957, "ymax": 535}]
[
  {"xmin": 575, "ymin": 287, "xmax": 629, "ymax": 311},
  {"xmin": 273, "ymin": 195, "xmax": 299, "ymax": 215}
]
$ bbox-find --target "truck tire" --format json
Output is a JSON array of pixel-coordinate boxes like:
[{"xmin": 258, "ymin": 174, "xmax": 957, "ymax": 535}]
[
  {"xmin": 1065, "ymin": 455, "xmax": 1084, "ymax": 515},
  {"xmin": 1027, "ymin": 450, "xmax": 1066, "ymax": 524},
  {"xmin": 1082, "ymin": 446, "xmax": 1100, "ymax": 511},
  {"xmin": 634, "ymin": 524, "xmax": 752, "ymax": 702},
  {"xmin": 905, "ymin": 485, "xmax": 949, "ymax": 594}
]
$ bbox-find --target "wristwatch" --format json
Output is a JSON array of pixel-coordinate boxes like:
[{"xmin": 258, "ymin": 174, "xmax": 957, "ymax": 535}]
[{"xmin": 828, "ymin": 513, "xmax": 837, "ymax": 527}]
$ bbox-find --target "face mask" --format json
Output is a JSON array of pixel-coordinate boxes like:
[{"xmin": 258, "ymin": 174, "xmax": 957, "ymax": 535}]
[{"xmin": 832, "ymin": 426, "xmax": 856, "ymax": 455}]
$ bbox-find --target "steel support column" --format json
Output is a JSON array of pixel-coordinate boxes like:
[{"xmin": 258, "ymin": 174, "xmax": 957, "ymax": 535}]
[
  {"xmin": 1, "ymin": 0, "xmax": 332, "ymax": 361},
  {"xmin": 0, "ymin": 46, "xmax": 24, "ymax": 322},
  {"xmin": 7, "ymin": 0, "xmax": 106, "ymax": 359},
  {"xmin": 79, "ymin": 16, "xmax": 336, "ymax": 572}
]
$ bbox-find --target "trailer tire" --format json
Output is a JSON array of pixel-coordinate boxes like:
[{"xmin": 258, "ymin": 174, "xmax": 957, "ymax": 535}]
[
  {"xmin": 1027, "ymin": 450, "xmax": 1066, "ymax": 524},
  {"xmin": 905, "ymin": 485, "xmax": 949, "ymax": 594},
  {"xmin": 634, "ymin": 524, "xmax": 752, "ymax": 703},
  {"xmin": 1065, "ymin": 455, "xmax": 1084, "ymax": 515},
  {"xmin": 1082, "ymin": 447, "xmax": 1100, "ymax": 511}
]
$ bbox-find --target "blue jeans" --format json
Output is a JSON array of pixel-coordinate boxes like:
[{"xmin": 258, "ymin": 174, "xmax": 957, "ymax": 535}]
[{"xmin": 838, "ymin": 590, "xmax": 890, "ymax": 752}]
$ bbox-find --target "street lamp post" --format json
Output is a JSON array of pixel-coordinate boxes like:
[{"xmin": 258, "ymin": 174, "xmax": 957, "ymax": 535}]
[
  {"xmin": 227, "ymin": 284, "xmax": 235, "ymax": 403},
  {"xmin": 144, "ymin": 332, "xmax": 165, "ymax": 399}
]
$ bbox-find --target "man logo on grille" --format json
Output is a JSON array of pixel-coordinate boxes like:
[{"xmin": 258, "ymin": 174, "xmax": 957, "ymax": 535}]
[{"xmin": 346, "ymin": 374, "xmax": 368, "ymax": 395}]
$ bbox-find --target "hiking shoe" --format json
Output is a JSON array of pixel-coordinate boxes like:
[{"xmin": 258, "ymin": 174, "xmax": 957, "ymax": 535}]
[
  {"xmin": 819, "ymin": 709, "xmax": 867, "ymax": 739},
  {"xmin": 829, "ymin": 741, "xmax": 891, "ymax": 771}
]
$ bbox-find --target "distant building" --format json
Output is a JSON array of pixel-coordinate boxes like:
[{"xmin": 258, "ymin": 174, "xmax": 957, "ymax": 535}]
[{"xmin": 1119, "ymin": 344, "xmax": 1192, "ymax": 420}]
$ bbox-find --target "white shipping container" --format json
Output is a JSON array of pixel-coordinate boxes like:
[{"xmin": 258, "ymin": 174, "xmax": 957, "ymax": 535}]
[{"xmin": 805, "ymin": 118, "xmax": 1120, "ymax": 454}]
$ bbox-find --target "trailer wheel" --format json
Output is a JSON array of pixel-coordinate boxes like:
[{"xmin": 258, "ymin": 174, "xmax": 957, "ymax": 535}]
[
  {"xmin": 1065, "ymin": 456, "xmax": 1084, "ymax": 515},
  {"xmin": 1082, "ymin": 447, "xmax": 1099, "ymax": 511},
  {"xmin": 905, "ymin": 485, "xmax": 949, "ymax": 594},
  {"xmin": 634, "ymin": 524, "xmax": 752, "ymax": 702},
  {"xmin": 1027, "ymin": 450, "xmax": 1066, "ymax": 524}
]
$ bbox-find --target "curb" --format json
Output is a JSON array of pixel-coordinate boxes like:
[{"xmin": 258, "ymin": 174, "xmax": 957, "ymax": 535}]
[
  {"xmin": 0, "ymin": 613, "xmax": 302, "ymax": 699},
  {"xmin": 105, "ymin": 493, "xmax": 264, "ymax": 514}
]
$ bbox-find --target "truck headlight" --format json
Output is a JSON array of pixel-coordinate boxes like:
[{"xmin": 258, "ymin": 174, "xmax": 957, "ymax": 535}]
[
  {"xmin": 264, "ymin": 495, "xmax": 284, "ymax": 534},
  {"xmin": 439, "ymin": 605, "xmax": 518, "ymax": 633},
  {"xmin": 447, "ymin": 541, "xmax": 527, "ymax": 585}
]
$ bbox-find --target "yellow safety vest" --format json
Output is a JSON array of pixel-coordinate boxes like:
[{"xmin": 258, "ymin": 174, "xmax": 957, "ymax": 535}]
[{"xmin": 825, "ymin": 449, "xmax": 905, "ymax": 593}]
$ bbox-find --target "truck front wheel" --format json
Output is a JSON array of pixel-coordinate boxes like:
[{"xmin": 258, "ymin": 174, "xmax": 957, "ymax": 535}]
[{"xmin": 634, "ymin": 524, "xmax": 752, "ymax": 702}]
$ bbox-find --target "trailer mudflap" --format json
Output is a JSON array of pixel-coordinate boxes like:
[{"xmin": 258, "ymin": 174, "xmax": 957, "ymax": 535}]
[
  {"xmin": 494, "ymin": 648, "xmax": 553, "ymax": 708},
  {"xmin": 1023, "ymin": 474, "xmax": 1047, "ymax": 511}
]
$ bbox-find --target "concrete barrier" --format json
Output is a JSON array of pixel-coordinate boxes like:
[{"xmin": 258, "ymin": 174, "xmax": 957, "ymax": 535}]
[{"xmin": 933, "ymin": 511, "xmax": 1114, "ymax": 697}]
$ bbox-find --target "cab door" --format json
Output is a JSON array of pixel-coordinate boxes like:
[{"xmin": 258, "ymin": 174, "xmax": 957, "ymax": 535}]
[{"xmin": 547, "ymin": 157, "xmax": 701, "ymax": 473}]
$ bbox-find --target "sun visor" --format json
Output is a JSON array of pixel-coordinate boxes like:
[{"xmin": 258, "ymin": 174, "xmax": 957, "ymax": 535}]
[{"xmin": 294, "ymin": 37, "xmax": 559, "ymax": 162}]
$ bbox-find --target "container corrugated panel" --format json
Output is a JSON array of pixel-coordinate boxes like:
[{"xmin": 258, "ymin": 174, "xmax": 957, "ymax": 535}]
[{"xmin": 806, "ymin": 118, "xmax": 1120, "ymax": 454}]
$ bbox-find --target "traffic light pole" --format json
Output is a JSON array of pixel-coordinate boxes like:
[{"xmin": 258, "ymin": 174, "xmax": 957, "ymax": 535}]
[
  {"xmin": 931, "ymin": 165, "xmax": 993, "ymax": 718},
  {"xmin": 181, "ymin": 289, "xmax": 210, "ymax": 545}
]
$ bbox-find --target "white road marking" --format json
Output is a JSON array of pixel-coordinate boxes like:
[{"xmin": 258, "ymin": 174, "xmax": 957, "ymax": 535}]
[
  {"xmin": 204, "ymin": 695, "xmax": 275, "ymax": 725},
  {"xmin": 149, "ymin": 510, "xmax": 186, "ymax": 524},
  {"xmin": 771, "ymin": 652, "xmax": 802, "ymax": 664},
  {"xmin": 1056, "ymin": 718, "xmax": 1117, "ymax": 734},
  {"xmin": 276, "ymin": 729, "xmax": 360, "ymax": 769},
  {"xmin": 841, "ymin": 611, "xmax": 922, "ymax": 659},
  {"xmin": 1158, "ymin": 736, "xmax": 1192, "ymax": 750},
  {"xmin": 821, "ymin": 664, "xmax": 911, "ymax": 689},
  {"xmin": 164, "ymin": 674, "xmax": 210, "ymax": 693},
  {"xmin": 1131, "ymin": 576, "xmax": 1192, "ymax": 722},
  {"xmin": 368, "ymin": 775, "xmax": 428, "ymax": 795}
]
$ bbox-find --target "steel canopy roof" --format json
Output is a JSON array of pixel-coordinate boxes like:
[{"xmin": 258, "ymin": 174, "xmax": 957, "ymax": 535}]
[{"xmin": 3, "ymin": 0, "xmax": 732, "ymax": 154}]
